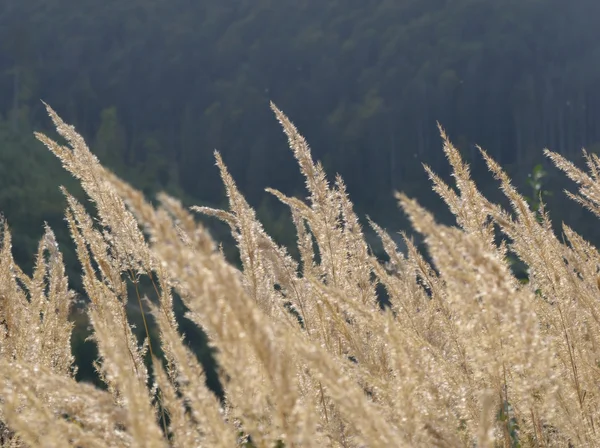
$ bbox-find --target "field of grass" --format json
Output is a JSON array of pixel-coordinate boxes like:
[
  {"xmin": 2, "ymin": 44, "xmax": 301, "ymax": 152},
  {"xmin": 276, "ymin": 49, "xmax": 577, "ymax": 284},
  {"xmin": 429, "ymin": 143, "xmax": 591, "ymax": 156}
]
[{"xmin": 0, "ymin": 102, "xmax": 599, "ymax": 447}]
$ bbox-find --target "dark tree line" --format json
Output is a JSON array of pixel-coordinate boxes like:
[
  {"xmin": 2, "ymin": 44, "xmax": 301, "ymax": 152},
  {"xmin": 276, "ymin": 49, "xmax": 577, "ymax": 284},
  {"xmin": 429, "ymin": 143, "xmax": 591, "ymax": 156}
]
[{"xmin": 1, "ymin": 0, "xmax": 600, "ymax": 279}]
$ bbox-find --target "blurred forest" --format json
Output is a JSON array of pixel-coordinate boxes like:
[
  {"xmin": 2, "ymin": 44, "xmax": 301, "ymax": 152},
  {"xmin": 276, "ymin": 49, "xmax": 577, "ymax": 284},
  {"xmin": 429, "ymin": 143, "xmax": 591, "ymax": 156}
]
[{"xmin": 1, "ymin": 0, "xmax": 600, "ymax": 383}]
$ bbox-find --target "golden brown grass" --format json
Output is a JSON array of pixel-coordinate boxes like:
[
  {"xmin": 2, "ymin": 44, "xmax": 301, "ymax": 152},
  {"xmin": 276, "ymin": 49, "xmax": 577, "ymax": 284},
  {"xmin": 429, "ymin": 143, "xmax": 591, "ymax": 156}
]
[{"xmin": 0, "ymin": 102, "xmax": 599, "ymax": 446}]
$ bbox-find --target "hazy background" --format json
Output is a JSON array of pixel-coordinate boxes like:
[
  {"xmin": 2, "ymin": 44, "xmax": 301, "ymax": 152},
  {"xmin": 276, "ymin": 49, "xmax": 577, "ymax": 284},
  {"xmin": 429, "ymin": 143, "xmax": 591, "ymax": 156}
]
[{"xmin": 1, "ymin": 0, "xmax": 599, "ymax": 385}]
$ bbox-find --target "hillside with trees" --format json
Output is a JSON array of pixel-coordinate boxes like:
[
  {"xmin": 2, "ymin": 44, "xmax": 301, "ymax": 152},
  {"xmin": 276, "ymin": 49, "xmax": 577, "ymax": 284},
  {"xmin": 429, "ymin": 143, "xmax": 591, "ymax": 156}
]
[{"xmin": 2, "ymin": 1, "xmax": 600, "ymax": 262}]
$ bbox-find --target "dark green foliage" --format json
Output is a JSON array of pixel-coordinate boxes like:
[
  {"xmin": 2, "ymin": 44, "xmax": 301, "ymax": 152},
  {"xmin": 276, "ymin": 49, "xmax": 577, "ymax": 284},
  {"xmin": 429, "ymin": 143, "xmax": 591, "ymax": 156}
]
[
  {"xmin": 497, "ymin": 400, "xmax": 521, "ymax": 448},
  {"xmin": 524, "ymin": 164, "xmax": 552, "ymax": 218},
  {"xmin": 2, "ymin": 0, "xmax": 600, "ymax": 223}
]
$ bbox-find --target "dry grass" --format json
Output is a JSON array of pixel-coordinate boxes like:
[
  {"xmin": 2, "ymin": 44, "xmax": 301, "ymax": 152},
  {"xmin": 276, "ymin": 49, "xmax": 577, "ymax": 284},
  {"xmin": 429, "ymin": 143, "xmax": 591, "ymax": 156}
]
[{"xmin": 0, "ymin": 102, "xmax": 599, "ymax": 446}]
